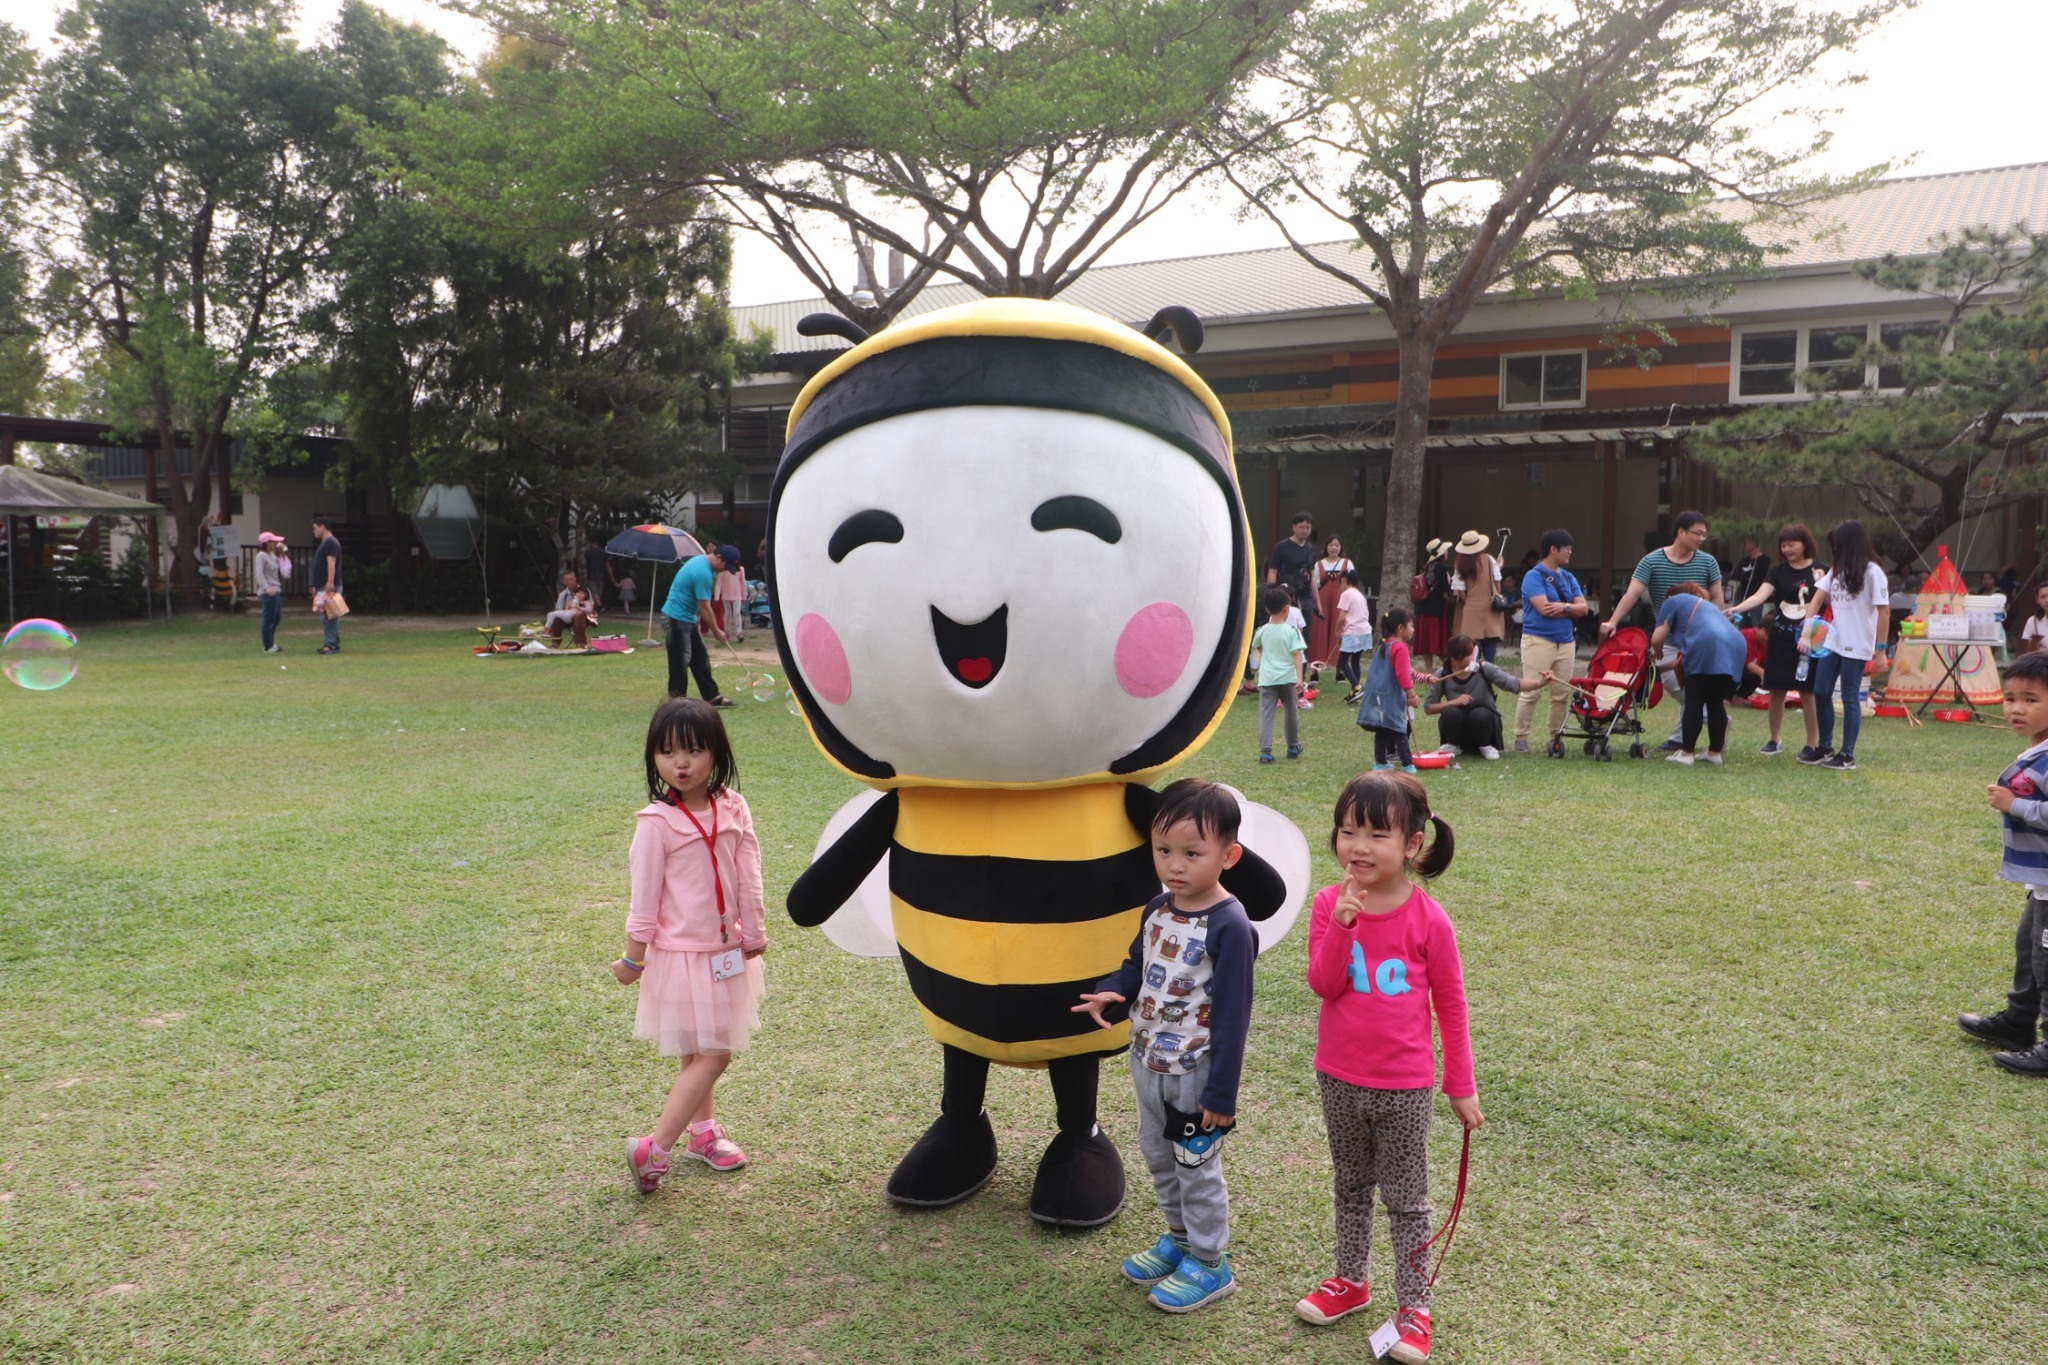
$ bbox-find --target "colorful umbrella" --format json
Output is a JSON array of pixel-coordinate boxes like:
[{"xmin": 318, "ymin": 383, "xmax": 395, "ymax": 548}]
[{"xmin": 605, "ymin": 523, "xmax": 707, "ymax": 643}]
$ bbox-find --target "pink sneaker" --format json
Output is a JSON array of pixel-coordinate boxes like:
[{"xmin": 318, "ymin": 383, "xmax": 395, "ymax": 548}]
[
  {"xmin": 626, "ymin": 1136, "xmax": 671, "ymax": 1193},
  {"xmin": 685, "ymin": 1119, "xmax": 747, "ymax": 1171}
]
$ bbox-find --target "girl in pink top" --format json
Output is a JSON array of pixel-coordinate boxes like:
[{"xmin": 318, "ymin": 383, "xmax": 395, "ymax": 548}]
[
  {"xmin": 1292, "ymin": 772, "xmax": 1481, "ymax": 1365},
  {"xmin": 615, "ymin": 698, "xmax": 769, "ymax": 1191}
]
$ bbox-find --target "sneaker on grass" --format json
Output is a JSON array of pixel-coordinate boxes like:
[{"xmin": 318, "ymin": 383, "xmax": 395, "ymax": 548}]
[
  {"xmin": 1819, "ymin": 751, "xmax": 1858, "ymax": 770},
  {"xmin": 1147, "ymin": 1254, "xmax": 1234, "ymax": 1313},
  {"xmin": 684, "ymin": 1119, "xmax": 746, "ymax": 1171},
  {"xmin": 1121, "ymin": 1232, "xmax": 1188, "ymax": 1286},
  {"xmin": 1665, "ymin": 750, "xmax": 1695, "ymax": 766},
  {"xmin": 1388, "ymin": 1306, "xmax": 1433, "ymax": 1363},
  {"xmin": 1699, "ymin": 752, "xmax": 1724, "ymax": 765},
  {"xmin": 1294, "ymin": 1275, "xmax": 1370, "ymax": 1325},
  {"xmin": 1796, "ymin": 745, "xmax": 1831, "ymax": 765},
  {"xmin": 1511, "ymin": 738, "xmax": 1530, "ymax": 754},
  {"xmin": 1759, "ymin": 739, "xmax": 1783, "ymax": 755},
  {"xmin": 1478, "ymin": 745, "xmax": 1501, "ymax": 760},
  {"xmin": 626, "ymin": 1136, "xmax": 671, "ymax": 1194}
]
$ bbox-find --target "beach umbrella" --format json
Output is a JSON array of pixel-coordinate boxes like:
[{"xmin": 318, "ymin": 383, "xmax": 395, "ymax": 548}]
[{"xmin": 605, "ymin": 523, "xmax": 706, "ymax": 643}]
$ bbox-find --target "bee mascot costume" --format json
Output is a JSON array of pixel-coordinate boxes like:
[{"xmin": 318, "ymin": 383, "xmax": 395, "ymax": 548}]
[{"xmin": 771, "ymin": 297, "xmax": 1301, "ymax": 1228}]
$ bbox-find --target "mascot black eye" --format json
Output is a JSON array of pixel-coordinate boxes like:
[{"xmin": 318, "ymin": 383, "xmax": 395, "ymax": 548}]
[
  {"xmin": 829, "ymin": 509, "xmax": 905, "ymax": 563},
  {"xmin": 1030, "ymin": 495, "xmax": 1122, "ymax": 545}
]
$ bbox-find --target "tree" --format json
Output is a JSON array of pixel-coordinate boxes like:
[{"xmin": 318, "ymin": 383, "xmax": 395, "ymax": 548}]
[
  {"xmin": 404, "ymin": 0, "xmax": 1297, "ymax": 334},
  {"xmin": 1224, "ymin": 0, "xmax": 1901, "ymax": 599},
  {"xmin": 1689, "ymin": 228, "xmax": 2048, "ymax": 567},
  {"xmin": 0, "ymin": 23, "xmax": 43, "ymax": 413},
  {"xmin": 27, "ymin": 0, "xmax": 354, "ymax": 589}
]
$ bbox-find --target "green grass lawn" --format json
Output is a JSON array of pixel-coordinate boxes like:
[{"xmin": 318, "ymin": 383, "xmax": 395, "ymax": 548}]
[{"xmin": 3, "ymin": 612, "xmax": 2044, "ymax": 1363}]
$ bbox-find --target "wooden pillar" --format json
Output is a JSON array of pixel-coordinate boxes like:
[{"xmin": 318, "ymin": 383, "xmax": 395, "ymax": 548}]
[
  {"xmin": 144, "ymin": 444, "xmax": 160, "ymax": 584},
  {"xmin": 1600, "ymin": 441, "xmax": 1619, "ymax": 609},
  {"xmin": 0, "ymin": 429, "xmax": 14, "ymax": 464}
]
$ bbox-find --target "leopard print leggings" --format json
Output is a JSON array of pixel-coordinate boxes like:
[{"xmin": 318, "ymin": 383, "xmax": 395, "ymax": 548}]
[{"xmin": 1318, "ymin": 1073, "xmax": 1435, "ymax": 1308}]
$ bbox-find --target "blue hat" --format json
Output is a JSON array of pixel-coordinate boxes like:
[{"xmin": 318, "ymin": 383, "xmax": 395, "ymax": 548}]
[{"xmin": 716, "ymin": 543, "xmax": 741, "ymax": 566}]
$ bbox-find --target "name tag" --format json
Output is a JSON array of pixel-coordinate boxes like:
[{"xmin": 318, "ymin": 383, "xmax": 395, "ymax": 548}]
[
  {"xmin": 709, "ymin": 949, "xmax": 744, "ymax": 981},
  {"xmin": 1368, "ymin": 1319, "xmax": 1401, "ymax": 1358}
]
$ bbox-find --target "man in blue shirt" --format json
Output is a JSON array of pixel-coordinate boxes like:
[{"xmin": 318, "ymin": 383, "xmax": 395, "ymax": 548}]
[
  {"xmin": 661, "ymin": 544, "xmax": 737, "ymax": 706},
  {"xmin": 1512, "ymin": 528, "xmax": 1589, "ymax": 753}
]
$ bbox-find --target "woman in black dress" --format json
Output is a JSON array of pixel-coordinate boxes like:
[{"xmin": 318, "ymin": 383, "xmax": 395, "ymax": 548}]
[{"xmin": 1725, "ymin": 522, "xmax": 1825, "ymax": 758}]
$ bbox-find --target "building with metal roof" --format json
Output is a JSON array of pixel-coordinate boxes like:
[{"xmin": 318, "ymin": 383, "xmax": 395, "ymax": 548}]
[{"xmin": 719, "ymin": 162, "xmax": 2048, "ymax": 598}]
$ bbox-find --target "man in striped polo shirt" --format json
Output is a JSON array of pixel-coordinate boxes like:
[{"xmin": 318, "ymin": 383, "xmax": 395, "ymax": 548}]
[{"xmin": 1601, "ymin": 511, "xmax": 1724, "ymax": 748}]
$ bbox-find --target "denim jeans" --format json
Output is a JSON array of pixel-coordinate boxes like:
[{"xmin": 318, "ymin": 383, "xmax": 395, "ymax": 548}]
[
  {"xmin": 1812, "ymin": 652, "xmax": 1864, "ymax": 755},
  {"xmin": 664, "ymin": 615, "xmax": 721, "ymax": 699},
  {"xmin": 322, "ymin": 607, "xmax": 340, "ymax": 651},
  {"xmin": 260, "ymin": 593, "xmax": 281, "ymax": 648}
]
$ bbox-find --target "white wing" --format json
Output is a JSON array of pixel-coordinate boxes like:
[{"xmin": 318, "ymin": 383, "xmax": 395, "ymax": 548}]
[
  {"xmin": 808, "ymin": 785, "xmax": 1311, "ymax": 959},
  {"xmin": 1217, "ymin": 785, "xmax": 1311, "ymax": 954},
  {"xmin": 814, "ymin": 789, "xmax": 897, "ymax": 957}
]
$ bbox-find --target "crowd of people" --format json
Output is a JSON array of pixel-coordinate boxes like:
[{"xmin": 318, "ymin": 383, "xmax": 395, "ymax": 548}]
[{"xmin": 1258, "ymin": 509, "xmax": 1977, "ymax": 775}]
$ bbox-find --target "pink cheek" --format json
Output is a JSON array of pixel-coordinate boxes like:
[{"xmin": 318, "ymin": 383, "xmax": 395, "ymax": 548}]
[
  {"xmin": 1115, "ymin": 602, "xmax": 1194, "ymax": 699},
  {"xmin": 795, "ymin": 613, "xmax": 853, "ymax": 705}
]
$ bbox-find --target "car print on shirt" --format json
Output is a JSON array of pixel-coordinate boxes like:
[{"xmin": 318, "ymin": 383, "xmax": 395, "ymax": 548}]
[
  {"xmin": 1152, "ymin": 1032, "xmax": 1187, "ymax": 1053},
  {"xmin": 1165, "ymin": 973, "xmax": 1196, "ymax": 998},
  {"xmin": 1146, "ymin": 962, "xmax": 1168, "ymax": 989},
  {"xmin": 1180, "ymin": 938, "xmax": 1206, "ymax": 968}
]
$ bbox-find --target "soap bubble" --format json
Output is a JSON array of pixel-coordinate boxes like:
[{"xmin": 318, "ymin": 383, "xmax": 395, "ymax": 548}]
[
  {"xmin": 784, "ymin": 693, "xmax": 802, "ymax": 717},
  {"xmin": 752, "ymin": 671, "xmax": 778, "ymax": 704},
  {"xmin": 2, "ymin": 618, "xmax": 78, "ymax": 691}
]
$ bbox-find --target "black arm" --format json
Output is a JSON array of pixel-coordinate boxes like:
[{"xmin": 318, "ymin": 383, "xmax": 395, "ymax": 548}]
[
  {"xmin": 1124, "ymin": 784, "xmax": 1287, "ymax": 922},
  {"xmin": 787, "ymin": 791, "xmax": 898, "ymax": 927}
]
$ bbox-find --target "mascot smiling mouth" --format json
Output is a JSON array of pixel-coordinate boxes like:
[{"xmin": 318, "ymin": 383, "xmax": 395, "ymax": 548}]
[{"xmin": 930, "ymin": 604, "xmax": 1008, "ymax": 688}]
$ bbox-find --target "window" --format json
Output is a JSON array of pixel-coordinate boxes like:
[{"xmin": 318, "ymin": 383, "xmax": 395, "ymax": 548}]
[
  {"xmin": 1500, "ymin": 351, "xmax": 1585, "ymax": 409},
  {"xmin": 1805, "ymin": 326, "xmax": 1866, "ymax": 391},
  {"xmin": 1877, "ymin": 320, "xmax": 1944, "ymax": 390},
  {"xmin": 1737, "ymin": 330, "xmax": 1798, "ymax": 396}
]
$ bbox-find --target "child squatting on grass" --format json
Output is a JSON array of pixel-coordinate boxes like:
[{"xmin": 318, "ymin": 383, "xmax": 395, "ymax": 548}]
[
  {"xmin": 615, "ymin": 698, "xmax": 769, "ymax": 1192},
  {"xmin": 1074, "ymin": 780, "xmax": 1258, "ymax": 1314},
  {"xmin": 1960, "ymin": 650, "xmax": 2048, "ymax": 1077},
  {"xmin": 1294, "ymin": 772, "xmax": 1481, "ymax": 1365}
]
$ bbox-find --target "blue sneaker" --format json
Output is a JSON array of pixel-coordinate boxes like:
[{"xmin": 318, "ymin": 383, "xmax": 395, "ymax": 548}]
[
  {"xmin": 1400, "ymin": 764, "xmax": 1419, "ymax": 775},
  {"xmin": 1257, "ymin": 752, "xmax": 1276, "ymax": 764},
  {"xmin": 1148, "ymin": 1253, "xmax": 1235, "ymax": 1313},
  {"xmin": 1371, "ymin": 762, "xmax": 1394, "ymax": 772},
  {"xmin": 1121, "ymin": 1231, "xmax": 1189, "ymax": 1286}
]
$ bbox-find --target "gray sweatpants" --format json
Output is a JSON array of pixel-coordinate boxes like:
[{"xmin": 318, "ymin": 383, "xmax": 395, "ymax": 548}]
[
  {"xmin": 1258, "ymin": 683, "xmax": 1299, "ymax": 754},
  {"xmin": 1130, "ymin": 1051, "xmax": 1231, "ymax": 1264},
  {"xmin": 1319, "ymin": 1073, "xmax": 1435, "ymax": 1308}
]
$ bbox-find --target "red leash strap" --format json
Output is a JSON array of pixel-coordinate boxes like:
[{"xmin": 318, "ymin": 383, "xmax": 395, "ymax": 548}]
[{"xmin": 1409, "ymin": 1128, "xmax": 1472, "ymax": 1289}]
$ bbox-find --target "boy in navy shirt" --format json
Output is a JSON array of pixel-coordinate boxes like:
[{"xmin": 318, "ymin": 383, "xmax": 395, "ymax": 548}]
[
  {"xmin": 1076, "ymin": 779, "xmax": 1257, "ymax": 1312},
  {"xmin": 1961, "ymin": 651, "xmax": 2048, "ymax": 1075}
]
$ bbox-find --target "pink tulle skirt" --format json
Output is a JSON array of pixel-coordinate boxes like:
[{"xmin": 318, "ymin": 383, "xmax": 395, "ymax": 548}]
[{"xmin": 633, "ymin": 946, "xmax": 767, "ymax": 1057}]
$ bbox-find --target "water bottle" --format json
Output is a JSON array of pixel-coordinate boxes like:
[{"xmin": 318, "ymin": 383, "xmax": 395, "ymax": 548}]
[{"xmin": 1795, "ymin": 655, "xmax": 1809, "ymax": 683}]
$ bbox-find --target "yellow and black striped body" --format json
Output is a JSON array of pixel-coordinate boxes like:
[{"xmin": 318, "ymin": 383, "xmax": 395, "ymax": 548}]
[{"xmin": 892, "ymin": 783, "xmax": 1158, "ymax": 1067}]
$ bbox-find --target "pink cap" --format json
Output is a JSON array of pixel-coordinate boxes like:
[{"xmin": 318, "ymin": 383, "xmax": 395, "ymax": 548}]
[{"xmin": 258, "ymin": 531, "xmax": 285, "ymax": 545}]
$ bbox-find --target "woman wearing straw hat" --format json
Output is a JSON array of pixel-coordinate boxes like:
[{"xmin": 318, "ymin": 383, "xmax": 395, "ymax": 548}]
[{"xmin": 1450, "ymin": 530, "xmax": 1506, "ymax": 664}]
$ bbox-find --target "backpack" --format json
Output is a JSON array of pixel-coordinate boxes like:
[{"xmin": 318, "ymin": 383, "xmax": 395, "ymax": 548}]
[{"xmin": 1409, "ymin": 571, "xmax": 1428, "ymax": 603}]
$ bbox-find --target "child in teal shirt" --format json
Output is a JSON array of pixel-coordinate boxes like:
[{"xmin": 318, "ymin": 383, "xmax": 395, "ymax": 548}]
[{"xmin": 1252, "ymin": 586, "xmax": 1307, "ymax": 763}]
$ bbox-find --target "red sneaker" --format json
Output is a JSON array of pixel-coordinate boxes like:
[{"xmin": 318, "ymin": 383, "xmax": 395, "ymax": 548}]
[
  {"xmin": 1388, "ymin": 1306, "xmax": 1432, "ymax": 1363},
  {"xmin": 1293, "ymin": 1275, "xmax": 1370, "ymax": 1325}
]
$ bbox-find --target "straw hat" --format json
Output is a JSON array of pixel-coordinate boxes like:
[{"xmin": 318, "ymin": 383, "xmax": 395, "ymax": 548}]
[
  {"xmin": 1455, "ymin": 529, "xmax": 1490, "ymax": 555},
  {"xmin": 1425, "ymin": 537, "xmax": 1445, "ymax": 556}
]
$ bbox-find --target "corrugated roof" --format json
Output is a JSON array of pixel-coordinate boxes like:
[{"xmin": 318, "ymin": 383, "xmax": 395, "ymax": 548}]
[{"xmin": 734, "ymin": 162, "xmax": 2048, "ymax": 355}]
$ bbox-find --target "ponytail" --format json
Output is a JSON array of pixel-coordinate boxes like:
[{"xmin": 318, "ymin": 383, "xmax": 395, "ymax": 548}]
[{"xmin": 1414, "ymin": 813, "xmax": 1456, "ymax": 879}]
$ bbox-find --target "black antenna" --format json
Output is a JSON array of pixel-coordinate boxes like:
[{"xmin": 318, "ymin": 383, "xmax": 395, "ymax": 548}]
[
  {"xmin": 798, "ymin": 313, "xmax": 872, "ymax": 346},
  {"xmin": 1142, "ymin": 306, "xmax": 1205, "ymax": 355}
]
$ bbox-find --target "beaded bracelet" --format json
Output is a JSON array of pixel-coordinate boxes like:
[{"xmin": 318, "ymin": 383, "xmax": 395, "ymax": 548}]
[{"xmin": 619, "ymin": 957, "xmax": 645, "ymax": 971}]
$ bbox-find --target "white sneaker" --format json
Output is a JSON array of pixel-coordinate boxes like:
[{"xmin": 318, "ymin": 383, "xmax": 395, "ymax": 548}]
[
  {"xmin": 1700, "ymin": 752, "xmax": 1724, "ymax": 765},
  {"xmin": 1438, "ymin": 745, "xmax": 1462, "ymax": 757},
  {"xmin": 1666, "ymin": 750, "xmax": 1695, "ymax": 766},
  {"xmin": 1479, "ymin": 745, "xmax": 1501, "ymax": 761}
]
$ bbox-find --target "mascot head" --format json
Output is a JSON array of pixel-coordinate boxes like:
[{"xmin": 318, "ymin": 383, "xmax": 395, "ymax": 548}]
[{"xmin": 767, "ymin": 298, "xmax": 1253, "ymax": 789}]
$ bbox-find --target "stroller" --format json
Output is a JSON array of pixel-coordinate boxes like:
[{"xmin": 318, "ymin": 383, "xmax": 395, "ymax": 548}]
[{"xmin": 1549, "ymin": 625, "xmax": 1663, "ymax": 761}]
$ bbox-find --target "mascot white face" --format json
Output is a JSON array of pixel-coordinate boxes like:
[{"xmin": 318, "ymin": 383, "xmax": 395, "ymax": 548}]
[
  {"xmin": 768, "ymin": 299, "xmax": 1252, "ymax": 789},
  {"xmin": 775, "ymin": 407, "xmax": 1234, "ymax": 784}
]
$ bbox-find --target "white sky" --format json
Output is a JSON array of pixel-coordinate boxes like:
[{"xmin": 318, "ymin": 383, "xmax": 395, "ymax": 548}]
[{"xmin": 8, "ymin": 0, "xmax": 2045, "ymax": 305}]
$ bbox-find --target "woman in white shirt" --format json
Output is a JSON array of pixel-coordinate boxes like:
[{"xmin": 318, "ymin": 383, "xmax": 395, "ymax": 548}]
[
  {"xmin": 1799, "ymin": 520, "xmax": 1890, "ymax": 772},
  {"xmin": 2021, "ymin": 582, "xmax": 2048, "ymax": 654}
]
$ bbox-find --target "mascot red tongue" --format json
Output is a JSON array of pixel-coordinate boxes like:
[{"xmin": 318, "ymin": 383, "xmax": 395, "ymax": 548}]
[{"xmin": 768, "ymin": 297, "xmax": 1298, "ymax": 1227}]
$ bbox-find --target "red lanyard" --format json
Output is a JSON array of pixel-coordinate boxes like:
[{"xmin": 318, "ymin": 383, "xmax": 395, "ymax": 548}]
[
  {"xmin": 1406, "ymin": 1128, "xmax": 1471, "ymax": 1289},
  {"xmin": 670, "ymin": 796, "xmax": 731, "ymax": 943}
]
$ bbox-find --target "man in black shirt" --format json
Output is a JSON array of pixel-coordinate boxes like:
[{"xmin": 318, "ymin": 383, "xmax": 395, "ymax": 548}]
[
  {"xmin": 1729, "ymin": 537, "xmax": 1771, "ymax": 625},
  {"xmin": 1264, "ymin": 512, "xmax": 1319, "ymax": 606},
  {"xmin": 311, "ymin": 516, "xmax": 344, "ymax": 654}
]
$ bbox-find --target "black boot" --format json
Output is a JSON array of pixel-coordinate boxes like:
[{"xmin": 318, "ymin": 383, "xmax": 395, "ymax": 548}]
[
  {"xmin": 1992, "ymin": 1041, "xmax": 2048, "ymax": 1077},
  {"xmin": 886, "ymin": 1046, "xmax": 999, "ymax": 1208},
  {"xmin": 1027, "ymin": 1056, "xmax": 1126, "ymax": 1228},
  {"xmin": 1959, "ymin": 1008, "xmax": 2037, "ymax": 1049}
]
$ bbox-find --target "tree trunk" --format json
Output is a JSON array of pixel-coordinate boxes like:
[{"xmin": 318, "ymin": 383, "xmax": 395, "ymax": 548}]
[{"xmin": 1377, "ymin": 334, "xmax": 1439, "ymax": 604}]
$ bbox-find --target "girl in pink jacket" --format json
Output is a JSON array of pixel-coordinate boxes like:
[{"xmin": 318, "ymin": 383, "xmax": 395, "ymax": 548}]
[
  {"xmin": 616, "ymin": 698, "xmax": 769, "ymax": 1191},
  {"xmin": 1292, "ymin": 772, "xmax": 1482, "ymax": 1365}
]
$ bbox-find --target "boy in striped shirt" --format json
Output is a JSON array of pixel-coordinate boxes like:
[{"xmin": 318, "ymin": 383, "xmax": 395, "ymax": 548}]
[{"xmin": 1961, "ymin": 651, "xmax": 2048, "ymax": 1075}]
